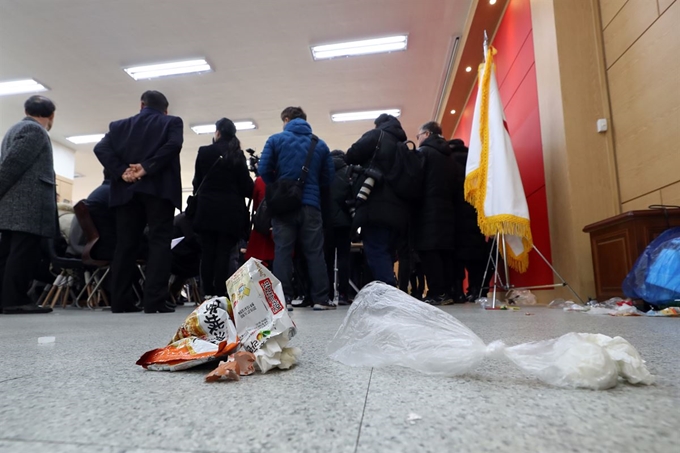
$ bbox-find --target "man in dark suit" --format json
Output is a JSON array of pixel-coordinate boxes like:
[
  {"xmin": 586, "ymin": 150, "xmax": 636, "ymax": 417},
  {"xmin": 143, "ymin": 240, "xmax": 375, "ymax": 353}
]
[
  {"xmin": 94, "ymin": 91, "xmax": 183, "ymax": 313},
  {"xmin": 0, "ymin": 95, "xmax": 57, "ymax": 314}
]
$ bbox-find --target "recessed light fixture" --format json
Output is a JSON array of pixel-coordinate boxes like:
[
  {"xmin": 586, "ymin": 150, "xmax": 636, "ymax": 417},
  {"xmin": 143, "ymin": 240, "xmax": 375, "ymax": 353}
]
[
  {"xmin": 465, "ymin": 66, "xmax": 472, "ymax": 72},
  {"xmin": 450, "ymin": 110, "xmax": 456, "ymax": 114},
  {"xmin": 311, "ymin": 35, "xmax": 408, "ymax": 60},
  {"xmin": 331, "ymin": 109, "xmax": 401, "ymax": 122},
  {"xmin": 124, "ymin": 59, "xmax": 212, "ymax": 80},
  {"xmin": 0, "ymin": 79, "xmax": 48, "ymax": 97},
  {"xmin": 490, "ymin": 0, "xmax": 497, "ymax": 5},
  {"xmin": 66, "ymin": 134, "xmax": 105, "ymax": 145},
  {"xmin": 191, "ymin": 121, "xmax": 257, "ymax": 135}
]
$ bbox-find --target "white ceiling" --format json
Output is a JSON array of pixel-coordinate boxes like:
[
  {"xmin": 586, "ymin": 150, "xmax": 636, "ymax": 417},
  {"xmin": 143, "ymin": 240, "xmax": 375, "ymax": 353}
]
[{"xmin": 0, "ymin": 0, "xmax": 472, "ymax": 199}]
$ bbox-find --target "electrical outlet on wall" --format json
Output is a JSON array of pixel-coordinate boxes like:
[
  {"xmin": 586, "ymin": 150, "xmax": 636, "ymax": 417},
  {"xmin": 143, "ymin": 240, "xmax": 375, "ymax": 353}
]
[{"xmin": 597, "ymin": 118, "xmax": 608, "ymax": 133}]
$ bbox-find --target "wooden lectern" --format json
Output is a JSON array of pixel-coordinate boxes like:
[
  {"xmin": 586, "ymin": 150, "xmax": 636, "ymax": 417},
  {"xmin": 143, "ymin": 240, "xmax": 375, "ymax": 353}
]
[{"xmin": 583, "ymin": 208, "xmax": 680, "ymax": 301}]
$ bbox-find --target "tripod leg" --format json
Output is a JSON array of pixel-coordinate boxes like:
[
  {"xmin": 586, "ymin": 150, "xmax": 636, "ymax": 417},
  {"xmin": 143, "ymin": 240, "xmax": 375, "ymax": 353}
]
[{"xmin": 479, "ymin": 236, "xmax": 496, "ymax": 300}]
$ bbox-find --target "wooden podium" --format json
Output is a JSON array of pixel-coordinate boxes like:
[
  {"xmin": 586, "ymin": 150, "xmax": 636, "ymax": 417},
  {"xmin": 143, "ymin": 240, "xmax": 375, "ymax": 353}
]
[{"xmin": 583, "ymin": 208, "xmax": 680, "ymax": 301}]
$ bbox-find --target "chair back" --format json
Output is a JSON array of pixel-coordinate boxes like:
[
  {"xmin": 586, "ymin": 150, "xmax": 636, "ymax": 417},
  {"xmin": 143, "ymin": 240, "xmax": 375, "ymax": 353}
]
[{"xmin": 74, "ymin": 200, "xmax": 109, "ymax": 267}]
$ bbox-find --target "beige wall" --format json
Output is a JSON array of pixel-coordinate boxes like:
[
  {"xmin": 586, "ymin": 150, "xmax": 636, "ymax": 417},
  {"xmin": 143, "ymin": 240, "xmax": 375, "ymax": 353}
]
[{"xmin": 602, "ymin": 0, "xmax": 680, "ymax": 209}]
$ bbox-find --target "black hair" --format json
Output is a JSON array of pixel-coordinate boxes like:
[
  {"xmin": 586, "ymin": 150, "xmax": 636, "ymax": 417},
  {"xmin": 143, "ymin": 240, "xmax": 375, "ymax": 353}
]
[
  {"xmin": 420, "ymin": 121, "xmax": 442, "ymax": 136},
  {"xmin": 374, "ymin": 113, "xmax": 393, "ymax": 127},
  {"xmin": 141, "ymin": 90, "xmax": 169, "ymax": 112},
  {"xmin": 448, "ymin": 138, "xmax": 468, "ymax": 153},
  {"xmin": 281, "ymin": 106, "xmax": 306, "ymax": 122},
  {"xmin": 330, "ymin": 149, "xmax": 346, "ymax": 160},
  {"xmin": 24, "ymin": 95, "xmax": 56, "ymax": 118},
  {"xmin": 215, "ymin": 117, "xmax": 237, "ymax": 139}
]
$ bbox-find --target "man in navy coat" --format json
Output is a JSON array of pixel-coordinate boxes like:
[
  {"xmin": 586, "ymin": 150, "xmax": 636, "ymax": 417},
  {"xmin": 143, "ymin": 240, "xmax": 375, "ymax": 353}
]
[{"xmin": 94, "ymin": 91, "xmax": 183, "ymax": 313}]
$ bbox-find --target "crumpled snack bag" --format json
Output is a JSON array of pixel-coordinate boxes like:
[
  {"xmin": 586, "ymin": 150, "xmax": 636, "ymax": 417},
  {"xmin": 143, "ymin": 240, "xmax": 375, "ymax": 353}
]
[
  {"xmin": 206, "ymin": 360, "xmax": 241, "ymax": 382},
  {"xmin": 233, "ymin": 351, "xmax": 257, "ymax": 376},
  {"xmin": 226, "ymin": 258, "xmax": 297, "ymax": 355},
  {"xmin": 205, "ymin": 352, "xmax": 257, "ymax": 382},
  {"xmin": 137, "ymin": 337, "xmax": 238, "ymax": 371},
  {"xmin": 171, "ymin": 297, "xmax": 234, "ymax": 344}
]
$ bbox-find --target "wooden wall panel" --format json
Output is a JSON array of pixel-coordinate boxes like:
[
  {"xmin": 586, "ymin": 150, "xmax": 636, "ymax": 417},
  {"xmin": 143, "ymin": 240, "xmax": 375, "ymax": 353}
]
[
  {"xmin": 621, "ymin": 191, "xmax": 662, "ymax": 212},
  {"xmin": 658, "ymin": 0, "xmax": 676, "ymax": 14},
  {"xmin": 603, "ymin": 0, "xmax": 659, "ymax": 67},
  {"xmin": 608, "ymin": 1, "xmax": 680, "ymax": 203},
  {"xmin": 599, "ymin": 0, "xmax": 628, "ymax": 28},
  {"xmin": 661, "ymin": 181, "xmax": 680, "ymax": 205}
]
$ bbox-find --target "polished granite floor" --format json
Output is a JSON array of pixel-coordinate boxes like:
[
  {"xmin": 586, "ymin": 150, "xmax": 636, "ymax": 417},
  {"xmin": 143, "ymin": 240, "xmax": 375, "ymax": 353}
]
[{"xmin": 0, "ymin": 302, "xmax": 677, "ymax": 453}]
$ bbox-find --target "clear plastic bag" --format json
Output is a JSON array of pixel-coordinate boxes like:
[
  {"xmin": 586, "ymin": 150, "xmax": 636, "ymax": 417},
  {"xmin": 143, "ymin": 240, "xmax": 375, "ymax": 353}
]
[
  {"xmin": 505, "ymin": 289, "xmax": 537, "ymax": 305},
  {"xmin": 328, "ymin": 283, "xmax": 654, "ymax": 390}
]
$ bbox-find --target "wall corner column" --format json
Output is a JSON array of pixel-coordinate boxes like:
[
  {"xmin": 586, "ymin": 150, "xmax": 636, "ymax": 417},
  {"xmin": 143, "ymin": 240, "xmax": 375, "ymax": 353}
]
[{"xmin": 529, "ymin": 0, "xmax": 620, "ymax": 301}]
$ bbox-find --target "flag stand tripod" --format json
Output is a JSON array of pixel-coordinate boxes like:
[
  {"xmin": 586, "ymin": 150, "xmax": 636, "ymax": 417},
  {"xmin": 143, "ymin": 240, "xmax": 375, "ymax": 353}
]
[{"xmin": 478, "ymin": 233, "xmax": 585, "ymax": 308}]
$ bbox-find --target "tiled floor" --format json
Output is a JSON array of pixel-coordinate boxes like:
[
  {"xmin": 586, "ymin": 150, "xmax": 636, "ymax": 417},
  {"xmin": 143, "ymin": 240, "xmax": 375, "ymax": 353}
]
[{"xmin": 0, "ymin": 302, "xmax": 677, "ymax": 453}]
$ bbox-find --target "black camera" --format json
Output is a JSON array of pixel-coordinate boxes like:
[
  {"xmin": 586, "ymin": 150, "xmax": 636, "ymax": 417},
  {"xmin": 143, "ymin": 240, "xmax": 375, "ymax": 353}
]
[{"xmin": 347, "ymin": 165, "xmax": 383, "ymax": 216}]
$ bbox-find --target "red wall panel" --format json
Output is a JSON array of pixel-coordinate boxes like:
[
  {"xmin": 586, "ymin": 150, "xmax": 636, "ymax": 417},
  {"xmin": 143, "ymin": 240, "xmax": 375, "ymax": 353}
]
[{"xmin": 453, "ymin": 0, "xmax": 553, "ymax": 287}]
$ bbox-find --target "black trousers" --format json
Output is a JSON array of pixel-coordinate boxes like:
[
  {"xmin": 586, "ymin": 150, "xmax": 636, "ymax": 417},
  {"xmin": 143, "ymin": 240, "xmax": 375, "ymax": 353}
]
[
  {"xmin": 199, "ymin": 232, "xmax": 237, "ymax": 297},
  {"xmin": 0, "ymin": 230, "xmax": 42, "ymax": 308},
  {"xmin": 111, "ymin": 193, "xmax": 174, "ymax": 311},
  {"xmin": 324, "ymin": 226, "xmax": 351, "ymax": 298},
  {"xmin": 420, "ymin": 249, "xmax": 456, "ymax": 298}
]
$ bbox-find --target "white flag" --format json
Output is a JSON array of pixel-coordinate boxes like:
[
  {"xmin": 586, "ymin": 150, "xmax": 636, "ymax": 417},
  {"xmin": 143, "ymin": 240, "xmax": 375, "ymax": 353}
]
[{"xmin": 465, "ymin": 46, "xmax": 533, "ymax": 272}]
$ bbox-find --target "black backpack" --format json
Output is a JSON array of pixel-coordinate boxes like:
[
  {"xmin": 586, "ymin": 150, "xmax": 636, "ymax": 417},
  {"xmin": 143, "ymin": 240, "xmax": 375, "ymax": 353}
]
[{"xmin": 381, "ymin": 137, "xmax": 423, "ymax": 201}]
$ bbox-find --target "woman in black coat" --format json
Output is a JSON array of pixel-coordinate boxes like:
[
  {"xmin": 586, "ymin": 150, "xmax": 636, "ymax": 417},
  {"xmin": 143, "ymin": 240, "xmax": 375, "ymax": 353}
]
[
  {"xmin": 192, "ymin": 118, "xmax": 254, "ymax": 297},
  {"xmin": 414, "ymin": 122, "xmax": 461, "ymax": 305}
]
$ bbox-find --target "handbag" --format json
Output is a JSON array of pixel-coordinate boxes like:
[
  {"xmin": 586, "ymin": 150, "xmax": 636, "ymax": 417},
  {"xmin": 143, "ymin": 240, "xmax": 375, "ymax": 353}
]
[
  {"xmin": 252, "ymin": 199, "xmax": 272, "ymax": 235},
  {"xmin": 265, "ymin": 135, "xmax": 318, "ymax": 216},
  {"xmin": 185, "ymin": 153, "xmax": 223, "ymax": 219}
]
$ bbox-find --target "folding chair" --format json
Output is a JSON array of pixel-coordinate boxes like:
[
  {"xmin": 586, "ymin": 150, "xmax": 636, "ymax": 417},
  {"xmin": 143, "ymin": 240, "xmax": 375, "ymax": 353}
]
[{"xmin": 73, "ymin": 201, "xmax": 110, "ymax": 309}]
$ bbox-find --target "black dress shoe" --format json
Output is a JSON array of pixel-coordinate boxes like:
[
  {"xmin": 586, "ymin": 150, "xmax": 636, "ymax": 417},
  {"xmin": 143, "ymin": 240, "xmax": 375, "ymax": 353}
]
[{"xmin": 3, "ymin": 304, "xmax": 53, "ymax": 314}]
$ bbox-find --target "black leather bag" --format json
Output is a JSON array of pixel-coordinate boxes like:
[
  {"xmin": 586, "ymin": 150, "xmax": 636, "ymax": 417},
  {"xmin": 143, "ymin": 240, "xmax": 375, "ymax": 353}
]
[
  {"xmin": 265, "ymin": 135, "xmax": 318, "ymax": 216},
  {"xmin": 252, "ymin": 199, "xmax": 272, "ymax": 235},
  {"xmin": 184, "ymin": 154, "xmax": 223, "ymax": 219}
]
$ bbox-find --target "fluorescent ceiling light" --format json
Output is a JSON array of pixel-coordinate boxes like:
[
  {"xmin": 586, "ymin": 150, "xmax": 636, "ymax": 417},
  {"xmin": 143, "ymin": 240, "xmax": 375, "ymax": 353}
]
[
  {"xmin": 124, "ymin": 59, "xmax": 212, "ymax": 80},
  {"xmin": 66, "ymin": 134, "xmax": 105, "ymax": 145},
  {"xmin": 0, "ymin": 79, "xmax": 48, "ymax": 96},
  {"xmin": 331, "ymin": 109, "xmax": 401, "ymax": 123},
  {"xmin": 311, "ymin": 35, "xmax": 408, "ymax": 60},
  {"xmin": 191, "ymin": 121, "xmax": 257, "ymax": 135}
]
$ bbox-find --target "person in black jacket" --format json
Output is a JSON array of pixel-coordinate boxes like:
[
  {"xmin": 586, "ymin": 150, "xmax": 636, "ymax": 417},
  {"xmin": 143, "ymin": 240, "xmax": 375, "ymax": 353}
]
[
  {"xmin": 94, "ymin": 90, "xmax": 183, "ymax": 314},
  {"xmin": 192, "ymin": 118, "xmax": 254, "ymax": 298},
  {"xmin": 450, "ymin": 138, "xmax": 492, "ymax": 301},
  {"xmin": 414, "ymin": 122, "xmax": 461, "ymax": 305},
  {"xmin": 346, "ymin": 114, "xmax": 410, "ymax": 286},
  {"xmin": 324, "ymin": 150, "xmax": 353, "ymax": 304}
]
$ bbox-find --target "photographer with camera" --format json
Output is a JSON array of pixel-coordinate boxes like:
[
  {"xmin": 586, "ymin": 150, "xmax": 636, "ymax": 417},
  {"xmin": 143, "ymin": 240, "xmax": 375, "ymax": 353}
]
[{"xmin": 346, "ymin": 114, "xmax": 415, "ymax": 286}]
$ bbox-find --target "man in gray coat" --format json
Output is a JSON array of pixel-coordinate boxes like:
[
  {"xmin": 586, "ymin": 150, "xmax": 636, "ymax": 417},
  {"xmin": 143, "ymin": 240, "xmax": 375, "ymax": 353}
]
[{"xmin": 0, "ymin": 95, "xmax": 57, "ymax": 314}]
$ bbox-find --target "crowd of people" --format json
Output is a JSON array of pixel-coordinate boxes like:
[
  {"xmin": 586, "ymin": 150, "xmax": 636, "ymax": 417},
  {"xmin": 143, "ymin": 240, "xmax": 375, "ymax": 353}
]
[{"xmin": 0, "ymin": 91, "xmax": 491, "ymax": 315}]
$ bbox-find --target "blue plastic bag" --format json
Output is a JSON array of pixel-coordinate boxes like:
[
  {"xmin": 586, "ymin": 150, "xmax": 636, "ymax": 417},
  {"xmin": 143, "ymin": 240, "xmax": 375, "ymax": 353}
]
[{"xmin": 622, "ymin": 227, "xmax": 680, "ymax": 306}]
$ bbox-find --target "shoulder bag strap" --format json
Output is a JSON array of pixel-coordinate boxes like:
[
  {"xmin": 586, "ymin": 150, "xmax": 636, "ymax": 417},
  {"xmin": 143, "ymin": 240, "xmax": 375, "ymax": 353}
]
[
  {"xmin": 298, "ymin": 135, "xmax": 319, "ymax": 185},
  {"xmin": 194, "ymin": 152, "xmax": 224, "ymax": 196}
]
